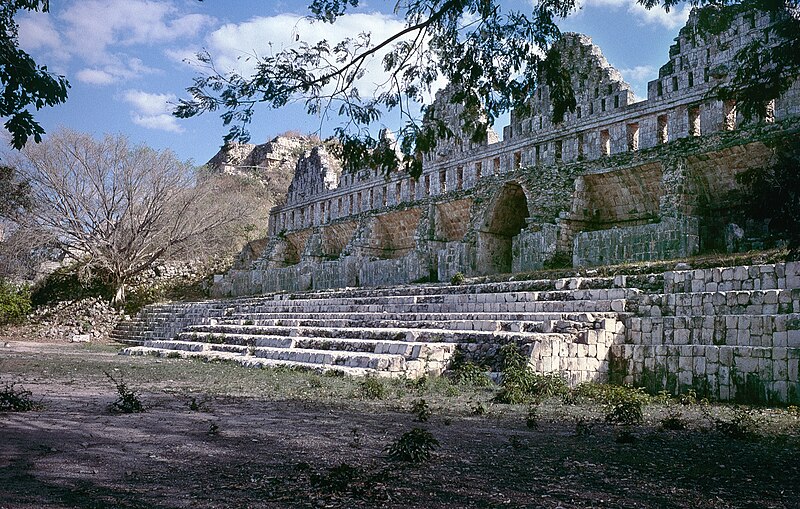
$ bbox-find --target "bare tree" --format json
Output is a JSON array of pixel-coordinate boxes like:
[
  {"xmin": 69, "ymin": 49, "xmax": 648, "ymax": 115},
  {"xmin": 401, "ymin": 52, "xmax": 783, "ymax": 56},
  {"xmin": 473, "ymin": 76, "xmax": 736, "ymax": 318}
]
[{"xmin": 10, "ymin": 129, "xmax": 252, "ymax": 304}]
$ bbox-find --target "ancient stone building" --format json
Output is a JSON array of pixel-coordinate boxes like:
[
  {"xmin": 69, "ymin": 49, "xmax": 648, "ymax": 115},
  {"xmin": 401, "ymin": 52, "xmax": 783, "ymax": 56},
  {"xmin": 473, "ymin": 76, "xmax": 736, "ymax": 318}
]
[{"xmin": 211, "ymin": 8, "xmax": 799, "ymax": 299}]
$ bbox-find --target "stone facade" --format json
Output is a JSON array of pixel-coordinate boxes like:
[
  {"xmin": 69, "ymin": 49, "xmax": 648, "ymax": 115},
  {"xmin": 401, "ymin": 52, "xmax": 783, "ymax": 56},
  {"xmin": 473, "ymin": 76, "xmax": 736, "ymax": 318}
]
[{"xmin": 212, "ymin": 6, "xmax": 799, "ymax": 299}]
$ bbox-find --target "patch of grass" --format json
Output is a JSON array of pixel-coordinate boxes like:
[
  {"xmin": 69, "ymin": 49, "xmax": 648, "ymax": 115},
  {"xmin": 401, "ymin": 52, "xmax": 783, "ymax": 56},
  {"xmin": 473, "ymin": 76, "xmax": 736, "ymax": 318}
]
[
  {"xmin": 0, "ymin": 382, "xmax": 39, "ymax": 412},
  {"xmin": 385, "ymin": 428, "xmax": 439, "ymax": 463},
  {"xmin": 106, "ymin": 371, "xmax": 145, "ymax": 413}
]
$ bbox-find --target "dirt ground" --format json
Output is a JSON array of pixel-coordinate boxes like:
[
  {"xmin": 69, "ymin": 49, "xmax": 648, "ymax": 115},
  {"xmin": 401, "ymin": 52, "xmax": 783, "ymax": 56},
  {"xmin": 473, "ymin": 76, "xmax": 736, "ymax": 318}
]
[{"xmin": 1, "ymin": 339, "xmax": 799, "ymax": 509}]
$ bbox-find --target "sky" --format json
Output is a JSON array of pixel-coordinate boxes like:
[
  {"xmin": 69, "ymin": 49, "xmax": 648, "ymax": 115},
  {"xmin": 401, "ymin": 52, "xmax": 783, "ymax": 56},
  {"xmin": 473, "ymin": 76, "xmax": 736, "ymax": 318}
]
[{"xmin": 10, "ymin": 0, "xmax": 694, "ymax": 165}]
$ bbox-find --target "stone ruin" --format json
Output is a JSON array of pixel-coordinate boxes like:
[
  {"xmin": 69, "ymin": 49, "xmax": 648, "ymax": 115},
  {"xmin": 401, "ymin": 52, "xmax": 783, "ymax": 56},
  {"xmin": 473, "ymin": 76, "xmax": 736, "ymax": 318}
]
[
  {"xmin": 212, "ymin": 8, "xmax": 800, "ymax": 297},
  {"xmin": 116, "ymin": 7, "xmax": 800, "ymax": 403}
]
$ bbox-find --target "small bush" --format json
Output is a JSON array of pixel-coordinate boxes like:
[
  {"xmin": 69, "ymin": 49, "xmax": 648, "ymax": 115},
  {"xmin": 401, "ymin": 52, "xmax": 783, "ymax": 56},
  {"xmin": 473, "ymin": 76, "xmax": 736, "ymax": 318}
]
[
  {"xmin": 359, "ymin": 376, "xmax": 387, "ymax": 400},
  {"xmin": 471, "ymin": 401, "xmax": 488, "ymax": 416},
  {"xmin": 604, "ymin": 386, "xmax": 648, "ymax": 426},
  {"xmin": 0, "ymin": 280, "xmax": 31, "ymax": 325},
  {"xmin": 451, "ymin": 361, "xmax": 493, "ymax": 387},
  {"xmin": 450, "ymin": 272, "xmax": 466, "ymax": 285},
  {"xmin": 494, "ymin": 344, "xmax": 568, "ymax": 404},
  {"xmin": 526, "ymin": 404, "xmax": 539, "ymax": 429},
  {"xmin": 411, "ymin": 398, "xmax": 430, "ymax": 422},
  {"xmin": 385, "ymin": 428, "xmax": 439, "ymax": 463},
  {"xmin": 711, "ymin": 406, "xmax": 760, "ymax": 438},
  {"xmin": 661, "ymin": 409, "xmax": 688, "ymax": 430},
  {"xmin": 0, "ymin": 382, "xmax": 39, "ymax": 412},
  {"xmin": 106, "ymin": 372, "xmax": 144, "ymax": 413}
]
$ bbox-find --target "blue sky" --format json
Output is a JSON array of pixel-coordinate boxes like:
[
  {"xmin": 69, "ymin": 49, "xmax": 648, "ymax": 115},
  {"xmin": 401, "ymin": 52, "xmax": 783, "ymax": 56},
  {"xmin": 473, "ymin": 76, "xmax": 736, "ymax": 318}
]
[{"xmin": 10, "ymin": 0, "xmax": 693, "ymax": 165}]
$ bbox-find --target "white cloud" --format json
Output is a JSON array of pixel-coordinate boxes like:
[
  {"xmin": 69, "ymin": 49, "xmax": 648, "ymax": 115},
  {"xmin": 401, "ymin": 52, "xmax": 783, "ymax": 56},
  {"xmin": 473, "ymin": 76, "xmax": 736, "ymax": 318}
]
[
  {"xmin": 60, "ymin": 0, "xmax": 214, "ymax": 64},
  {"xmin": 131, "ymin": 113, "xmax": 184, "ymax": 132},
  {"xmin": 571, "ymin": 0, "xmax": 691, "ymax": 29},
  {"xmin": 75, "ymin": 57, "xmax": 159, "ymax": 85},
  {"xmin": 17, "ymin": 0, "xmax": 216, "ymax": 85},
  {"xmin": 122, "ymin": 89, "xmax": 184, "ymax": 132},
  {"xmin": 17, "ymin": 12, "xmax": 70, "ymax": 63},
  {"xmin": 201, "ymin": 13, "xmax": 409, "ymax": 96},
  {"xmin": 619, "ymin": 65, "xmax": 656, "ymax": 83},
  {"xmin": 76, "ymin": 68, "xmax": 116, "ymax": 85}
]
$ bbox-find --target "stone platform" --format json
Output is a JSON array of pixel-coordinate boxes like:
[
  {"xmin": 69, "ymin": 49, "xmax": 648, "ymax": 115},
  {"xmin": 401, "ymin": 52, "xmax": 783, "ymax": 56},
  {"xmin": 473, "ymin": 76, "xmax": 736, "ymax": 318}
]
[{"xmin": 116, "ymin": 261, "xmax": 800, "ymax": 403}]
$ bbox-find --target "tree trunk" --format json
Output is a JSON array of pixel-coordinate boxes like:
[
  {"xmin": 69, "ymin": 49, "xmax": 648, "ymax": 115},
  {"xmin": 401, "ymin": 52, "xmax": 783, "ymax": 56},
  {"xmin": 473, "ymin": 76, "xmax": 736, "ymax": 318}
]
[{"xmin": 112, "ymin": 282, "xmax": 126, "ymax": 308}]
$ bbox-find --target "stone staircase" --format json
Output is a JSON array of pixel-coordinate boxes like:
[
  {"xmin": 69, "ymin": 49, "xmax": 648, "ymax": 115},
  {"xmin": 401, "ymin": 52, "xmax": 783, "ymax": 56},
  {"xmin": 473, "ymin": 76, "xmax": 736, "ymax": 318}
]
[
  {"xmin": 114, "ymin": 261, "xmax": 800, "ymax": 402},
  {"xmin": 118, "ymin": 275, "xmax": 646, "ymax": 380}
]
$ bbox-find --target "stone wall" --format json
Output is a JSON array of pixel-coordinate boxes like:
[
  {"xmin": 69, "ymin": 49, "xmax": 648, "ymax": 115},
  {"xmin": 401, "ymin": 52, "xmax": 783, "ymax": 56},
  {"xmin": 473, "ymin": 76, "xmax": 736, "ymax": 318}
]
[{"xmin": 616, "ymin": 262, "xmax": 800, "ymax": 403}]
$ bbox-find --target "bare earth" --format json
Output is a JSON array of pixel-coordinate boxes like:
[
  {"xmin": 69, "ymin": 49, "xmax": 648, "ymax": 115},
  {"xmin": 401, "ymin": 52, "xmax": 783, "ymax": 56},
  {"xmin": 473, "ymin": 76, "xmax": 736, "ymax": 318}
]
[{"xmin": 1, "ymin": 339, "xmax": 798, "ymax": 509}]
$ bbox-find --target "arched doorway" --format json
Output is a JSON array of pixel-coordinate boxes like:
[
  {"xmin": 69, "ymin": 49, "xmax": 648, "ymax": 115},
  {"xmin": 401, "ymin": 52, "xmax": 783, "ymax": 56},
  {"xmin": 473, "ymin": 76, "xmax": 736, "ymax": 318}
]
[{"xmin": 477, "ymin": 182, "xmax": 530, "ymax": 274}]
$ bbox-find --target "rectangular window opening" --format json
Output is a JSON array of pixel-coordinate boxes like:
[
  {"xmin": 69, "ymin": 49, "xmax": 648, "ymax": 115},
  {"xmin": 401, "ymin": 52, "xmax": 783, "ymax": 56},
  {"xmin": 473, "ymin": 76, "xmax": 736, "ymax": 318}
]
[
  {"xmin": 614, "ymin": 95, "xmax": 619, "ymax": 108},
  {"xmin": 395, "ymin": 182, "xmax": 402, "ymax": 203},
  {"xmin": 514, "ymin": 151, "xmax": 522, "ymax": 169},
  {"xmin": 382, "ymin": 186, "xmax": 388, "ymax": 207},
  {"xmin": 424, "ymin": 174, "xmax": 431, "ymax": 195},
  {"xmin": 688, "ymin": 105, "xmax": 701, "ymax": 137},
  {"xmin": 475, "ymin": 161, "xmax": 482, "ymax": 180},
  {"xmin": 493, "ymin": 157, "xmax": 500, "ymax": 174},
  {"xmin": 600, "ymin": 129, "xmax": 611, "ymax": 156},
  {"xmin": 672, "ymin": 76, "xmax": 679, "ymax": 92},
  {"xmin": 688, "ymin": 71, "xmax": 694, "ymax": 88},
  {"xmin": 657, "ymin": 81, "xmax": 663, "ymax": 97},
  {"xmin": 439, "ymin": 170, "xmax": 447, "ymax": 193},
  {"xmin": 409, "ymin": 179, "xmax": 416, "ymax": 199},
  {"xmin": 657, "ymin": 114, "xmax": 669, "ymax": 144},
  {"xmin": 577, "ymin": 133, "xmax": 585, "ymax": 160},
  {"xmin": 555, "ymin": 140, "xmax": 563, "ymax": 163},
  {"xmin": 576, "ymin": 106, "xmax": 582, "ymax": 119},
  {"xmin": 723, "ymin": 99, "xmax": 737, "ymax": 131},
  {"xmin": 456, "ymin": 166, "xmax": 464, "ymax": 190},
  {"xmin": 535, "ymin": 145, "xmax": 541, "ymax": 165},
  {"xmin": 601, "ymin": 98, "xmax": 606, "ymax": 112},
  {"xmin": 626, "ymin": 123, "xmax": 640, "ymax": 152}
]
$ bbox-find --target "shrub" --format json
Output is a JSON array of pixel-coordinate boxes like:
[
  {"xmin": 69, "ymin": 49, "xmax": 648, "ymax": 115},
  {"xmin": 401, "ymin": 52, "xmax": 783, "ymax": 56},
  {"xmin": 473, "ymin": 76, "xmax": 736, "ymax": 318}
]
[
  {"xmin": 526, "ymin": 404, "xmax": 539, "ymax": 429},
  {"xmin": 30, "ymin": 268, "xmax": 111, "ymax": 307},
  {"xmin": 359, "ymin": 376, "xmax": 387, "ymax": 400},
  {"xmin": 494, "ymin": 344, "xmax": 568, "ymax": 404},
  {"xmin": 411, "ymin": 398, "xmax": 431, "ymax": 422},
  {"xmin": 711, "ymin": 406, "xmax": 760, "ymax": 438},
  {"xmin": 661, "ymin": 410, "xmax": 688, "ymax": 431},
  {"xmin": 106, "ymin": 372, "xmax": 145, "ymax": 413},
  {"xmin": 385, "ymin": 428, "xmax": 439, "ymax": 463},
  {"xmin": 0, "ymin": 279, "xmax": 31, "ymax": 325},
  {"xmin": 604, "ymin": 386, "xmax": 648, "ymax": 426},
  {"xmin": 451, "ymin": 361, "xmax": 493, "ymax": 387},
  {"xmin": 0, "ymin": 382, "xmax": 39, "ymax": 412},
  {"xmin": 450, "ymin": 272, "xmax": 466, "ymax": 285}
]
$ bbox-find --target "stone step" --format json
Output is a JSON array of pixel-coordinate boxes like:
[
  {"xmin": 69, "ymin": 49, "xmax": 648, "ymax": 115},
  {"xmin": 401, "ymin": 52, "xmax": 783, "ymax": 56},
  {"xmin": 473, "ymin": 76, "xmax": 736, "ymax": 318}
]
[
  {"xmin": 233, "ymin": 288, "xmax": 638, "ymax": 309},
  {"xmin": 146, "ymin": 335, "xmax": 457, "ymax": 358},
  {"xmin": 637, "ymin": 289, "xmax": 800, "ymax": 317},
  {"xmin": 179, "ymin": 324, "xmax": 585, "ymax": 345},
  {"xmin": 121, "ymin": 347, "xmax": 391, "ymax": 377}
]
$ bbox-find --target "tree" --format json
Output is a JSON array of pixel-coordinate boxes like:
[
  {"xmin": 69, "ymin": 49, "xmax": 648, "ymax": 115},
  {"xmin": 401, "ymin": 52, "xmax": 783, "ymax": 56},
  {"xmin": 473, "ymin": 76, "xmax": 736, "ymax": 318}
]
[
  {"xmin": 176, "ymin": 0, "xmax": 578, "ymax": 177},
  {"xmin": 9, "ymin": 129, "xmax": 253, "ymax": 304},
  {"xmin": 176, "ymin": 0, "xmax": 798, "ymax": 175},
  {"xmin": 1, "ymin": 1, "xmax": 69, "ymax": 151}
]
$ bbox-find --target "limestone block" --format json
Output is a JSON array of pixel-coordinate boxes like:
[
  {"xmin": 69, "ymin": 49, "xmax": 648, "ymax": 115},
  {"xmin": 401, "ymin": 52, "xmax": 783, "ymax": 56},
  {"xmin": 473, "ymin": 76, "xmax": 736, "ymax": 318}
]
[{"xmin": 789, "ymin": 329, "xmax": 800, "ymax": 348}]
